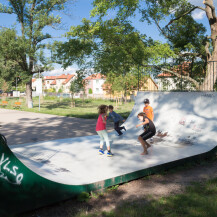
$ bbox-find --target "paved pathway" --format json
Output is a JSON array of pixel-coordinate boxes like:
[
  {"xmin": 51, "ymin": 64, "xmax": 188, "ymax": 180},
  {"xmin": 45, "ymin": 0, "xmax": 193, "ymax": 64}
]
[{"xmin": 0, "ymin": 109, "xmax": 113, "ymax": 145}]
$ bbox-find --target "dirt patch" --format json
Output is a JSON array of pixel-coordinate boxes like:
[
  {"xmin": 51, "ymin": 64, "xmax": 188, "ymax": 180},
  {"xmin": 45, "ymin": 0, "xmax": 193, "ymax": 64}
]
[{"xmin": 21, "ymin": 157, "xmax": 217, "ymax": 217}]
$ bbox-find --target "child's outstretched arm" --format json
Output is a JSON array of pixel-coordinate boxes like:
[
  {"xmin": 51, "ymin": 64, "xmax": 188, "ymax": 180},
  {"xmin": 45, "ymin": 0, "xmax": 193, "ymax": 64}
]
[{"xmin": 136, "ymin": 118, "xmax": 149, "ymax": 128}]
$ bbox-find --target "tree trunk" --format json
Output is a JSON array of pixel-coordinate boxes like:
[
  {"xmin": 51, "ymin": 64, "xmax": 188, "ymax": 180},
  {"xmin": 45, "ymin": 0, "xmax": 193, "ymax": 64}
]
[
  {"xmin": 200, "ymin": 61, "xmax": 217, "ymax": 91},
  {"xmin": 26, "ymin": 78, "xmax": 33, "ymax": 108},
  {"xmin": 71, "ymin": 95, "xmax": 74, "ymax": 108}
]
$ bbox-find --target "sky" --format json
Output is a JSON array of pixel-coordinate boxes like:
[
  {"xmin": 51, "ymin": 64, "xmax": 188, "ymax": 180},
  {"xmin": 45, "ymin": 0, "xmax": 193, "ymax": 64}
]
[{"xmin": 0, "ymin": 0, "xmax": 216, "ymax": 76}]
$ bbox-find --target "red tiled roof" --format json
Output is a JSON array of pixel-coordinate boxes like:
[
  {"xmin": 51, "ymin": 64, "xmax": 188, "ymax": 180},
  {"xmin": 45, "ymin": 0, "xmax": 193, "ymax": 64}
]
[
  {"xmin": 56, "ymin": 74, "xmax": 68, "ymax": 79},
  {"xmin": 50, "ymin": 80, "xmax": 56, "ymax": 85},
  {"xmin": 62, "ymin": 74, "xmax": 75, "ymax": 85},
  {"xmin": 85, "ymin": 73, "xmax": 106, "ymax": 80},
  {"xmin": 157, "ymin": 73, "xmax": 174, "ymax": 77},
  {"xmin": 44, "ymin": 76, "xmax": 56, "ymax": 80}
]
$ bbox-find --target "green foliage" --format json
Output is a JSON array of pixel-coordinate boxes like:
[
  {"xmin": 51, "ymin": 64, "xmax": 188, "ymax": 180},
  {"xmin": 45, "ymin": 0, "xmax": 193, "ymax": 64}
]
[
  {"xmin": 91, "ymin": 0, "xmax": 207, "ymax": 60},
  {"xmin": 88, "ymin": 88, "xmax": 93, "ymax": 94},
  {"xmin": 167, "ymin": 15, "xmax": 206, "ymax": 57},
  {"xmin": 77, "ymin": 192, "xmax": 90, "ymax": 202},
  {"xmin": 90, "ymin": 0, "xmax": 212, "ymax": 90},
  {"xmin": 0, "ymin": 0, "xmax": 71, "ymax": 104},
  {"xmin": 57, "ymin": 17, "xmax": 174, "ymax": 81},
  {"xmin": 70, "ymin": 77, "xmax": 84, "ymax": 95},
  {"xmin": 107, "ymin": 185, "xmax": 119, "ymax": 191},
  {"xmin": 58, "ymin": 87, "xmax": 63, "ymax": 93}
]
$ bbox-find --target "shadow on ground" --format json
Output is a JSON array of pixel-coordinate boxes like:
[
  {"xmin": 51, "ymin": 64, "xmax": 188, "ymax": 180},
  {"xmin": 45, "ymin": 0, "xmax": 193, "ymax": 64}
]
[{"xmin": 0, "ymin": 110, "xmax": 113, "ymax": 145}]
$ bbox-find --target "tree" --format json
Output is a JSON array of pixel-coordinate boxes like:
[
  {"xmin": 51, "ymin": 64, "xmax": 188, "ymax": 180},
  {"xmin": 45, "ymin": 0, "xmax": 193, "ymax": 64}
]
[
  {"xmin": 0, "ymin": 79, "xmax": 10, "ymax": 94},
  {"xmin": 0, "ymin": 0, "xmax": 73, "ymax": 107},
  {"xmin": 56, "ymin": 18, "xmax": 174, "ymax": 81},
  {"xmin": 0, "ymin": 28, "xmax": 23, "ymax": 90},
  {"xmin": 88, "ymin": 88, "xmax": 93, "ymax": 94},
  {"xmin": 91, "ymin": 0, "xmax": 217, "ymax": 91},
  {"xmin": 70, "ymin": 74, "xmax": 85, "ymax": 107}
]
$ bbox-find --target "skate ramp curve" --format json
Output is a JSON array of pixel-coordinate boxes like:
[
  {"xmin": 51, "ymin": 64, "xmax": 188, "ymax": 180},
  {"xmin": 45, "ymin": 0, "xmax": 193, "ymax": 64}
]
[{"xmin": 0, "ymin": 92, "xmax": 217, "ymax": 215}]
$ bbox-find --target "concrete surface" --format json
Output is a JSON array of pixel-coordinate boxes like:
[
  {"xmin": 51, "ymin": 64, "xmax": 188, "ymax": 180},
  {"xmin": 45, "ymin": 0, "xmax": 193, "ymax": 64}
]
[
  {"xmin": 9, "ymin": 92, "xmax": 217, "ymax": 185},
  {"xmin": 0, "ymin": 109, "xmax": 113, "ymax": 145}
]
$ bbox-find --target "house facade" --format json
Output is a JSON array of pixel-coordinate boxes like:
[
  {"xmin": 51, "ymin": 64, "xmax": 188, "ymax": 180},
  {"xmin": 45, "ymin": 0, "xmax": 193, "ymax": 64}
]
[
  {"xmin": 84, "ymin": 74, "xmax": 106, "ymax": 96},
  {"xmin": 157, "ymin": 62, "xmax": 194, "ymax": 91},
  {"xmin": 102, "ymin": 76, "xmax": 158, "ymax": 99},
  {"xmin": 43, "ymin": 74, "xmax": 75, "ymax": 93}
]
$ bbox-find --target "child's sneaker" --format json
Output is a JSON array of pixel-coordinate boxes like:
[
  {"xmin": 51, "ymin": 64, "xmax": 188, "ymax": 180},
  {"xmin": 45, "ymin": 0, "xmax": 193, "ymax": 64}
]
[
  {"xmin": 99, "ymin": 149, "xmax": 104, "ymax": 155},
  {"xmin": 123, "ymin": 126, "xmax": 126, "ymax": 131},
  {"xmin": 107, "ymin": 151, "xmax": 113, "ymax": 157}
]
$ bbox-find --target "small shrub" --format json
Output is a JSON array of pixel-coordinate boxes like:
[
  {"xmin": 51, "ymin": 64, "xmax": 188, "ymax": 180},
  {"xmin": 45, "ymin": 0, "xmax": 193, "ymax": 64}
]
[{"xmin": 77, "ymin": 192, "xmax": 90, "ymax": 202}]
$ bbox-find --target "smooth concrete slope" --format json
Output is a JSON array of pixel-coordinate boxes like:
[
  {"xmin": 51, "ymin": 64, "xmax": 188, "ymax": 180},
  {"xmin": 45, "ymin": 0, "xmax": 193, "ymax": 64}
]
[{"xmin": 0, "ymin": 92, "xmax": 217, "ymax": 215}]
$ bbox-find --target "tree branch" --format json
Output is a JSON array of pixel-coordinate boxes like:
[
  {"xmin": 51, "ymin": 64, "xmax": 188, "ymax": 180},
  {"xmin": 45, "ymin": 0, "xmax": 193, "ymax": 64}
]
[
  {"xmin": 203, "ymin": 0, "xmax": 216, "ymax": 19},
  {"xmin": 165, "ymin": 6, "xmax": 206, "ymax": 29},
  {"xmin": 178, "ymin": 52, "xmax": 202, "ymax": 58},
  {"xmin": 153, "ymin": 18, "xmax": 171, "ymax": 40},
  {"xmin": 140, "ymin": 64, "xmax": 200, "ymax": 90},
  {"xmin": 161, "ymin": 68, "xmax": 200, "ymax": 90}
]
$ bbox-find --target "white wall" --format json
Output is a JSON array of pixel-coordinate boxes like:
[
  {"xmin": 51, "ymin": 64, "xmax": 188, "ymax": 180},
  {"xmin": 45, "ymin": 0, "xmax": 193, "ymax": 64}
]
[{"xmin": 92, "ymin": 79, "xmax": 105, "ymax": 94}]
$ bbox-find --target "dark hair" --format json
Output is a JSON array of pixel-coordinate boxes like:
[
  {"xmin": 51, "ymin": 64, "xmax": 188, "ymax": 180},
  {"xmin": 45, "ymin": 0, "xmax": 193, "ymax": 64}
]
[
  {"xmin": 137, "ymin": 112, "xmax": 147, "ymax": 118},
  {"xmin": 98, "ymin": 105, "xmax": 108, "ymax": 114},
  {"xmin": 144, "ymin": 99, "xmax": 150, "ymax": 104},
  {"xmin": 108, "ymin": 105, "xmax": 113, "ymax": 110}
]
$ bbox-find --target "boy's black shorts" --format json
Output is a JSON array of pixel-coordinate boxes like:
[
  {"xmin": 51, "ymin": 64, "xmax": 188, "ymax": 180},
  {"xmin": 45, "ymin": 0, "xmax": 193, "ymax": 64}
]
[{"xmin": 140, "ymin": 130, "xmax": 156, "ymax": 141}]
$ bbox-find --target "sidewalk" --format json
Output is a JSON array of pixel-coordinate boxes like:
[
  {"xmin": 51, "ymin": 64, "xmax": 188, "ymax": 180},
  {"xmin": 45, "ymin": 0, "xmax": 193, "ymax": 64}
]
[{"xmin": 0, "ymin": 109, "xmax": 113, "ymax": 145}]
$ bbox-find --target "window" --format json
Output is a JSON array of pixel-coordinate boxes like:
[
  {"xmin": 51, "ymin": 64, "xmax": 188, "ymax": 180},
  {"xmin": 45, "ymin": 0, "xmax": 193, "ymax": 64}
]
[
  {"xmin": 96, "ymin": 88, "xmax": 99, "ymax": 92},
  {"xmin": 47, "ymin": 81, "xmax": 49, "ymax": 84},
  {"xmin": 96, "ymin": 80, "xmax": 99, "ymax": 84}
]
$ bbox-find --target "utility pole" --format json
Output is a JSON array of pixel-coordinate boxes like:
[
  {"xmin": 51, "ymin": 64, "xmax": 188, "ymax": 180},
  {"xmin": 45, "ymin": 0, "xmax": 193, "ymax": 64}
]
[{"xmin": 138, "ymin": 64, "xmax": 140, "ymax": 92}]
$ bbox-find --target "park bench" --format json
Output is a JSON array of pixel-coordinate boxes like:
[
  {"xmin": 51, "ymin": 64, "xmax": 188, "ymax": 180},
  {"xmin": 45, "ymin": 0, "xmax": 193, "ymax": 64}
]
[
  {"xmin": 0, "ymin": 101, "xmax": 8, "ymax": 107},
  {"xmin": 13, "ymin": 102, "xmax": 22, "ymax": 109}
]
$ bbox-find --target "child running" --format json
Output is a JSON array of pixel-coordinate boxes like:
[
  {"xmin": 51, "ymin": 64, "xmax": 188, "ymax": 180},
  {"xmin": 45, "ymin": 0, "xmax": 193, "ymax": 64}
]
[
  {"xmin": 108, "ymin": 105, "xmax": 126, "ymax": 136},
  {"xmin": 96, "ymin": 105, "xmax": 113, "ymax": 157},
  {"xmin": 136, "ymin": 112, "xmax": 156, "ymax": 155}
]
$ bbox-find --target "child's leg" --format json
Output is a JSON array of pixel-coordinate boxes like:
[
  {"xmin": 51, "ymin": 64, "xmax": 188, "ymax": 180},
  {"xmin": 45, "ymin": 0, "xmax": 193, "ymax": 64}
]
[
  {"xmin": 145, "ymin": 140, "xmax": 151, "ymax": 148},
  {"xmin": 101, "ymin": 130, "xmax": 111, "ymax": 151},
  {"xmin": 114, "ymin": 121, "xmax": 122, "ymax": 135},
  {"xmin": 138, "ymin": 136, "xmax": 148, "ymax": 155},
  {"xmin": 97, "ymin": 131, "xmax": 104, "ymax": 149}
]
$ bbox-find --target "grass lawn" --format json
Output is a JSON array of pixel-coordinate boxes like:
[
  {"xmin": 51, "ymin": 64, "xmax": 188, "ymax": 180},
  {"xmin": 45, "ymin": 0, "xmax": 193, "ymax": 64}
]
[
  {"xmin": 73, "ymin": 177, "xmax": 217, "ymax": 217},
  {"xmin": 0, "ymin": 96, "xmax": 134, "ymax": 119}
]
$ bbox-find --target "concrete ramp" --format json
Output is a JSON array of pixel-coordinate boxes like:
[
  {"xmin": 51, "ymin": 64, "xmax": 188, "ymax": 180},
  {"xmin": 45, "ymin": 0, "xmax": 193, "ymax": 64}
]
[{"xmin": 0, "ymin": 92, "xmax": 217, "ymax": 216}]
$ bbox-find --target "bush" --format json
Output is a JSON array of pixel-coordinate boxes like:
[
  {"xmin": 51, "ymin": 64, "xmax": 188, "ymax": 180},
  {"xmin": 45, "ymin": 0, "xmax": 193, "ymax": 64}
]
[{"xmin": 88, "ymin": 88, "xmax": 93, "ymax": 94}]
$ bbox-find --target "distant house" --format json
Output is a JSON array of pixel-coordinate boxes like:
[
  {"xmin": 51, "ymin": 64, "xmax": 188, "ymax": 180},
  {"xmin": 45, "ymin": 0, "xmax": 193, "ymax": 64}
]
[
  {"xmin": 43, "ymin": 76, "xmax": 56, "ymax": 90},
  {"xmin": 84, "ymin": 74, "xmax": 106, "ymax": 96},
  {"xmin": 157, "ymin": 62, "xmax": 194, "ymax": 91},
  {"xmin": 32, "ymin": 78, "xmax": 37, "ymax": 91},
  {"xmin": 102, "ymin": 76, "xmax": 158, "ymax": 99},
  {"xmin": 43, "ymin": 74, "xmax": 76, "ymax": 93}
]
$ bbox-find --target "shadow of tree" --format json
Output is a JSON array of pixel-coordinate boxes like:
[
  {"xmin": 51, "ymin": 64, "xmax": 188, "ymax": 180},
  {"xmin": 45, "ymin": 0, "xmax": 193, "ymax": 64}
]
[{"xmin": 0, "ymin": 111, "xmax": 113, "ymax": 145}]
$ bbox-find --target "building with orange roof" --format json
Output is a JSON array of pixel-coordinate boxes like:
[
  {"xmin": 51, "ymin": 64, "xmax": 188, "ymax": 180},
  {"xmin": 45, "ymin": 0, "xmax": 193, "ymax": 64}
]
[
  {"xmin": 157, "ymin": 62, "xmax": 195, "ymax": 91},
  {"xmin": 84, "ymin": 73, "xmax": 106, "ymax": 96},
  {"xmin": 37, "ymin": 74, "xmax": 76, "ymax": 93}
]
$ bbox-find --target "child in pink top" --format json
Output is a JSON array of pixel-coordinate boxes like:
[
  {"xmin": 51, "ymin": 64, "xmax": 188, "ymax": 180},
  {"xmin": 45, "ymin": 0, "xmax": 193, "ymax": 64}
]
[{"xmin": 96, "ymin": 105, "xmax": 113, "ymax": 157}]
